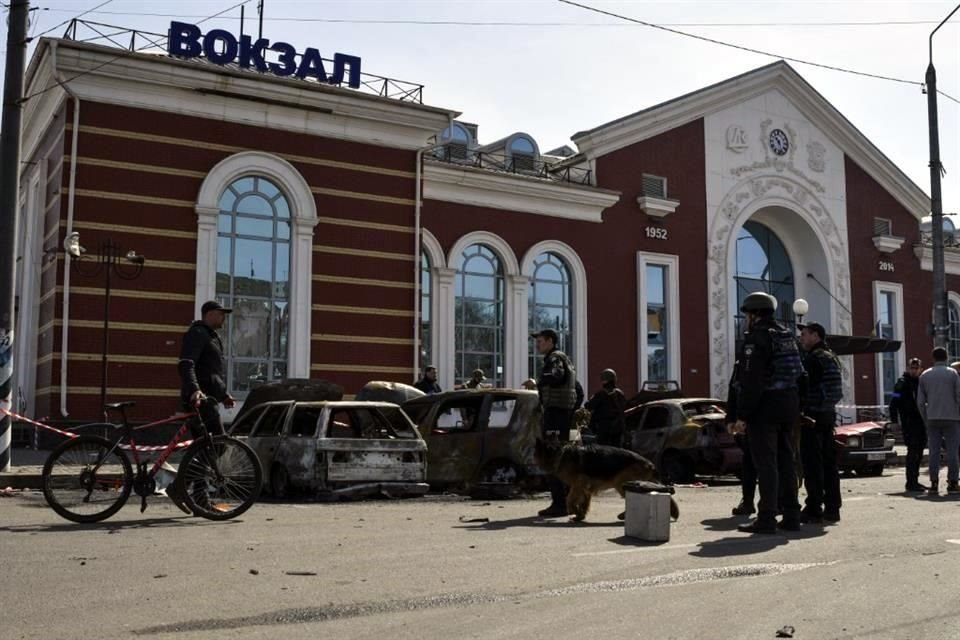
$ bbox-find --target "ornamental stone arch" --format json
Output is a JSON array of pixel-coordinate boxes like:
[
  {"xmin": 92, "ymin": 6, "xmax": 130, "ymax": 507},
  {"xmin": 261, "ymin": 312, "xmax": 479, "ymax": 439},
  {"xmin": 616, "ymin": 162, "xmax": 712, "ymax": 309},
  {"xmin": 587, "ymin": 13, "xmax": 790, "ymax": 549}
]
[
  {"xmin": 707, "ymin": 174, "xmax": 852, "ymax": 400},
  {"xmin": 194, "ymin": 151, "xmax": 318, "ymax": 379}
]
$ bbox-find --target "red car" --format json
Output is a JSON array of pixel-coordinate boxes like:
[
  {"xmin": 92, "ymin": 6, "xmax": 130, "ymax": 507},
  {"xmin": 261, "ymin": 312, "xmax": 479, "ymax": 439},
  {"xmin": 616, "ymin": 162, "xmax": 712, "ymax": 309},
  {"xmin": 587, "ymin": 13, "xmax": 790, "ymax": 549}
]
[{"xmin": 834, "ymin": 421, "xmax": 896, "ymax": 476}]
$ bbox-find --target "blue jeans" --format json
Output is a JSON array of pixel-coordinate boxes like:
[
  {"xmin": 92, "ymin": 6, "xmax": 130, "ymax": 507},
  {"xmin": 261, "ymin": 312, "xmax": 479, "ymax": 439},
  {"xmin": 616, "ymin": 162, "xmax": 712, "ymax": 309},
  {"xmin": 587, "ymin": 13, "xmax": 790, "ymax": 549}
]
[{"xmin": 926, "ymin": 420, "xmax": 960, "ymax": 486}]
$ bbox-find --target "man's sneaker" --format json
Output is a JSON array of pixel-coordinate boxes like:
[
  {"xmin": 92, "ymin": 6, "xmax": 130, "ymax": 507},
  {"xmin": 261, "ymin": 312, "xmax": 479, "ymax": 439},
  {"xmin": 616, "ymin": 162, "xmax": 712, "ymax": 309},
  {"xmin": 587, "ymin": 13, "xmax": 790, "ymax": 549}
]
[
  {"xmin": 738, "ymin": 520, "xmax": 778, "ymax": 535},
  {"xmin": 948, "ymin": 483, "xmax": 960, "ymax": 494},
  {"xmin": 799, "ymin": 509, "xmax": 823, "ymax": 524},
  {"xmin": 928, "ymin": 484, "xmax": 940, "ymax": 496},
  {"xmin": 732, "ymin": 500, "xmax": 756, "ymax": 516},
  {"xmin": 906, "ymin": 483, "xmax": 928, "ymax": 492},
  {"xmin": 823, "ymin": 509, "xmax": 841, "ymax": 523},
  {"xmin": 538, "ymin": 505, "xmax": 567, "ymax": 518}
]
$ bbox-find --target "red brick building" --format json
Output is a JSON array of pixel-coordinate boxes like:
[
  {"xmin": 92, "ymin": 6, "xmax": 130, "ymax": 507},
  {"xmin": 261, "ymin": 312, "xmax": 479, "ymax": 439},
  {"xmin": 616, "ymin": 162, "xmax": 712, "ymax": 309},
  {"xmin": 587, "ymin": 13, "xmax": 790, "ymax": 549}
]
[{"xmin": 15, "ymin": 26, "xmax": 944, "ymax": 424}]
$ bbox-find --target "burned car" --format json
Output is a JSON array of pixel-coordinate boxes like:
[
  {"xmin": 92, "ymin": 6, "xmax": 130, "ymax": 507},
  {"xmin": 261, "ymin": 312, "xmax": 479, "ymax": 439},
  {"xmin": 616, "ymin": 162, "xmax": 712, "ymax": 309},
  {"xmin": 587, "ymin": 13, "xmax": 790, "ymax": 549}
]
[
  {"xmin": 401, "ymin": 389, "xmax": 543, "ymax": 495},
  {"xmin": 835, "ymin": 421, "xmax": 896, "ymax": 476},
  {"xmin": 623, "ymin": 398, "xmax": 741, "ymax": 484},
  {"xmin": 229, "ymin": 400, "xmax": 428, "ymax": 499}
]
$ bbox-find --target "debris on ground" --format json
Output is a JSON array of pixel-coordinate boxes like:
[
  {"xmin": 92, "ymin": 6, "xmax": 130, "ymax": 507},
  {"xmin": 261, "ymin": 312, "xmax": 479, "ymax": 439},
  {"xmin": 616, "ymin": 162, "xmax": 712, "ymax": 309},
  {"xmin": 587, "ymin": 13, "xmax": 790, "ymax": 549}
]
[
  {"xmin": 249, "ymin": 569, "xmax": 260, "ymax": 575},
  {"xmin": 775, "ymin": 625, "xmax": 795, "ymax": 638},
  {"xmin": 285, "ymin": 571, "xmax": 317, "ymax": 576},
  {"xmin": 153, "ymin": 574, "xmax": 167, "ymax": 579},
  {"xmin": 458, "ymin": 516, "xmax": 490, "ymax": 523},
  {"xmin": 0, "ymin": 487, "xmax": 17, "ymax": 497}
]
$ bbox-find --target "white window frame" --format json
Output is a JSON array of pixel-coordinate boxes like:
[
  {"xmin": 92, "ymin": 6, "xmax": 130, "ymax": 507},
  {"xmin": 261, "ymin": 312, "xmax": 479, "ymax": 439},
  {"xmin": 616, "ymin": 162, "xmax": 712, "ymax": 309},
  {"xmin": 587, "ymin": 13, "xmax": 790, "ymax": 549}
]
[
  {"xmin": 194, "ymin": 151, "xmax": 318, "ymax": 382},
  {"xmin": 637, "ymin": 252, "xmax": 681, "ymax": 387},
  {"xmin": 873, "ymin": 281, "xmax": 905, "ymax": 405}
]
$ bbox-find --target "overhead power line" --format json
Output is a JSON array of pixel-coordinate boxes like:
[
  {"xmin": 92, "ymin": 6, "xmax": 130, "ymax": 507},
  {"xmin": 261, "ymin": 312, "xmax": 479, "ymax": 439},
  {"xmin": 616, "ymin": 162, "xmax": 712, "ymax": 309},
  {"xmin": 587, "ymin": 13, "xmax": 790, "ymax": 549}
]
[
  {"xmin": 558, "ymin": 0, "xmax": 960, "ymax": 106},
  {"xmin": 28, "ymin": 10, "xmax": 960, "ymax": 27},
  {"xmin": 33, "ymin": 0, "xmax": 115, "ymax": 39}
]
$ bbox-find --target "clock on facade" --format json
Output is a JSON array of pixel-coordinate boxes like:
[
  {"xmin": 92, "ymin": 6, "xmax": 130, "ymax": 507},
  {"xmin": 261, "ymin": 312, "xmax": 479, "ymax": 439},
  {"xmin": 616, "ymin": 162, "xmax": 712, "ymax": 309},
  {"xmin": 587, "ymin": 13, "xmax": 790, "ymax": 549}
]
[{"xmin": 769, "ymin": 129, "xmax": 789, "ymax": 156}]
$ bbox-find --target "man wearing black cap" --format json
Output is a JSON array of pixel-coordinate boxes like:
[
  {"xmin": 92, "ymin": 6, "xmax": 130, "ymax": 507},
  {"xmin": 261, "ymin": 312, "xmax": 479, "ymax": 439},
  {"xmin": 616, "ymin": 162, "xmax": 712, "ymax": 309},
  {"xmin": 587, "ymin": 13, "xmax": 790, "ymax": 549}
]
[
  {"xmin": 798, "ymin": 322, "xmax": 844, "ymax": 524},
  {"xmin": 178, "ymin": 300, "xmax": 236, "ymax": 437},
  {"xmin": 532, "ymin": 328, "xmax": 578, "ymax": 517}
]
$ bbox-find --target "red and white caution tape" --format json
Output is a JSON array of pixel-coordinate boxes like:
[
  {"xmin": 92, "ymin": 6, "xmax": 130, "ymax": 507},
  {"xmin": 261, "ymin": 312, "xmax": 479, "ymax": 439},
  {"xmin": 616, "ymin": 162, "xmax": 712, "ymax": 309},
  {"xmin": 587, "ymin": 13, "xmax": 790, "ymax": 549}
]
[{"xmin": 0, "ymin": 407, "xmax": 194, "ymax": 451}]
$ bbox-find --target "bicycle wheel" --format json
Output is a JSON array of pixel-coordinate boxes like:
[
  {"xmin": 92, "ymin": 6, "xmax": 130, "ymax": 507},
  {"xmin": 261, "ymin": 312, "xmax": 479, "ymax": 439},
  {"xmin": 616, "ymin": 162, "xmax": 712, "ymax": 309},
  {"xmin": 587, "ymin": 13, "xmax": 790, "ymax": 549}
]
[
  {"xmin": 42, "ymin": 435, "xmax": 133, "ymax": 523},
  {"xmin": 177, "ymin": 436, "xmax": 262, "ymax": 521}
]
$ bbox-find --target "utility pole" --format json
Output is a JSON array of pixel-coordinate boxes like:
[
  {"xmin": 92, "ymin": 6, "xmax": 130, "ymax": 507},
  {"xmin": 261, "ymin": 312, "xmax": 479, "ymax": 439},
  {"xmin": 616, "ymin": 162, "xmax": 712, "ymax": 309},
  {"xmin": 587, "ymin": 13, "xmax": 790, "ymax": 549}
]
[
  {"xmin": 0, "ymin": 0, "xmax": 30, "ymax": 471},
  {"xmin": 257, "ymin": 0, "xmax": 264, "ymax": 40},
  {"xmin": 926, "ymin": 3, "xmax": 960, "ymax": 350}
]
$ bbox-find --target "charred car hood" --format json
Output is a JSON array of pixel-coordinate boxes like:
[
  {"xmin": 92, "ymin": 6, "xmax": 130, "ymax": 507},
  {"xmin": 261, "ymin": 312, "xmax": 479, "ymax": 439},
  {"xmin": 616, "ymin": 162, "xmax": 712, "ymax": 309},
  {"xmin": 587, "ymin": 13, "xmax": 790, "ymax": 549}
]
[{"xmin": 836, "ymin": 421, "xmax": 884, "ymax": 436}]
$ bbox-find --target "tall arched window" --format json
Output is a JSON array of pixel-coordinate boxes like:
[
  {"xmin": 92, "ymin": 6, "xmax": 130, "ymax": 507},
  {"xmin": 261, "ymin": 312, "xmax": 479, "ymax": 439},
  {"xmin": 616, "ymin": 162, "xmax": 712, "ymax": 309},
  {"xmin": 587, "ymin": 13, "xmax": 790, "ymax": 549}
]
[
  {"xmin": 420, "ymin": 252, "xmax": 432, "ymax": 368},
  {"xmin": 216, "ymin": 176, "xmax": 292, "ymax": 396},
  {"xmin": 509, "ymin": 136, "xmax": 536, "ymax": 171},
  {"xmin": 950, "ymin": 300, "xmax": 960, "ymax": 362},
  {"xmin": 528, "ymin": 252, "xmax": 572, "ymax": 378},
  {"xmin": 734, "ymin": 221, "xmax": 795, "ymax": 327},
  {"xmin": 455, "ymin": 244, "xmax": 504, "ymax": 387}
]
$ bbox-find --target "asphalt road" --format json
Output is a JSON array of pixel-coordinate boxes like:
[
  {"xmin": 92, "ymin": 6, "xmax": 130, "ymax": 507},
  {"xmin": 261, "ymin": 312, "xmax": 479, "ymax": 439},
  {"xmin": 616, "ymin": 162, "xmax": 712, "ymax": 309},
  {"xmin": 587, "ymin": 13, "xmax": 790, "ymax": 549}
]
[{"xmin": 2, "ymin": 472, "xmax": 960, "ymax": 640}]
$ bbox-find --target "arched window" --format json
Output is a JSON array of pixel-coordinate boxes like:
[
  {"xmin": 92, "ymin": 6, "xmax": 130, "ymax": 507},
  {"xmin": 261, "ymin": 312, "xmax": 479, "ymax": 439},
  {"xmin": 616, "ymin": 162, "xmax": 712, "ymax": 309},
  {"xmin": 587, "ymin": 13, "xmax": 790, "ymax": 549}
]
[
  {"xmin": 950, "ymin": 300, "xmax": 960, "ymax": 362},
  {"xmin": 510, "ymin": 137, "xmax": 535, "ymax": 155},
  {"xmin": 509, "ymin": 136, "xmax": 536, "ymax": 171},
  {"xmin": 528, "ymin": 252, "xmax": 572, "ymax": 378},
  {"xmin": 455, "ymin": 244, "xmax": 504, "ymax": 387},
  {"xmin": 437, "ymin": 123, "xmax": 472, "ymax": 161},
  {"xmin": 420, "ymin": 252, "xmax": 432, "ymax": 368},
  {"xmin": 734, "ymin": 221, "xmax": 795, "ymax": 327},
  {"xmin": 216, "ymin": 176, "xmax": 292, "ymax": 396}
]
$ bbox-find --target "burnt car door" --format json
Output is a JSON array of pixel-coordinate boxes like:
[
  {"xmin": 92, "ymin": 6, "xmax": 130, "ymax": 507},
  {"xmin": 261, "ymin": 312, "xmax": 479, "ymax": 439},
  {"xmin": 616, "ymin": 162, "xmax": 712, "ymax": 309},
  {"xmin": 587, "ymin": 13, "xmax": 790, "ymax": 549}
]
[
  {"xmin": 322, "ymin": 406, "xmax": 425, "ymax": 484},
  {"xmin": 627, "ymin": 404, "xmax": 673, "ymax": 460},
  {"xmin": 421, "ymin": 394, "xmax": 488, "ymax": 485},
  {"xmin": 244, "ymin": 402, "xmax": 292, "ymax": 477},
  {"xmin": 271, "ymin": 403, "xmax": 324, "ymax": 491}
]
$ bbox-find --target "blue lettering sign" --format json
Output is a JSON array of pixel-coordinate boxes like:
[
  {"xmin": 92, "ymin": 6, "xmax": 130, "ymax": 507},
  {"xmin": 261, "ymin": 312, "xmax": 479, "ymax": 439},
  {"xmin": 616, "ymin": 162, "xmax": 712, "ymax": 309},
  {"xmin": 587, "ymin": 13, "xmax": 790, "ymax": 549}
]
[{"xmin": 165, "ymin": 21, "xmax": 362, "ymax": 88}]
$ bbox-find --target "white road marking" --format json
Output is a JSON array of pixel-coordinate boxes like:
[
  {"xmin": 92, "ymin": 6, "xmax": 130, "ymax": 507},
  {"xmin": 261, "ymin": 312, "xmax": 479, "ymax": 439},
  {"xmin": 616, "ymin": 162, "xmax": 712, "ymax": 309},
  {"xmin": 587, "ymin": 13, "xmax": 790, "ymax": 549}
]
[
  {"xmin": 945, "ymin": 539, "xmax": 960, "ymax": 545},
  {"xmin": 573, "ymin": 543, "xmax": 699, "ymax": 557},
  {"xmin": 845, "ymin": 496, "xmax": 873, "ymax": 502}
]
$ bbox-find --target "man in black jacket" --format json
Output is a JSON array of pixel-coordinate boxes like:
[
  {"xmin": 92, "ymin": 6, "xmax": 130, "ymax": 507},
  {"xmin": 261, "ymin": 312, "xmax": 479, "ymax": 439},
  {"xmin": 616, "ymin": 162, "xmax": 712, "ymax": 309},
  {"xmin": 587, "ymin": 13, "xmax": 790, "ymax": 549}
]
[
  {"xmin": 890, "ymin": 357, "xmax": 926, "ymax": 492},
  {"xmin": 414, "ymin": 366, "xmax": 442, "ymax": 394},
  {"xmin": 584, "ymin": 369, "xmax": 626, "ymax": 447},
  {"xmin": 178, "ymin": 300, "xmax": 236, "ymax": 436}
]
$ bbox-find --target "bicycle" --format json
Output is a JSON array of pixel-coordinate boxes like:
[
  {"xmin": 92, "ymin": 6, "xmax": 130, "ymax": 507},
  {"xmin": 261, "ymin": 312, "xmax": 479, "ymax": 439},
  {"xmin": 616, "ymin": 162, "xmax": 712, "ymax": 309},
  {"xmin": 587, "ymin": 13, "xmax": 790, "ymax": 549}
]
[{"xmin": 41, "ymin": 401, "xmax": 263, "ymax": 523}]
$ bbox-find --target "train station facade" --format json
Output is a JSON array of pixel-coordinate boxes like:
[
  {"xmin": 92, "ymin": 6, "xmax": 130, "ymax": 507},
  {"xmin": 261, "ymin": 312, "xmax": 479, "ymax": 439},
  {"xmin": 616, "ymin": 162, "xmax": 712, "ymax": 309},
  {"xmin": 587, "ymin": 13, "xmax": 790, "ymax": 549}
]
[{"xmin": 14, "ymin": 22, "xmax": 948, "ymax": 423}]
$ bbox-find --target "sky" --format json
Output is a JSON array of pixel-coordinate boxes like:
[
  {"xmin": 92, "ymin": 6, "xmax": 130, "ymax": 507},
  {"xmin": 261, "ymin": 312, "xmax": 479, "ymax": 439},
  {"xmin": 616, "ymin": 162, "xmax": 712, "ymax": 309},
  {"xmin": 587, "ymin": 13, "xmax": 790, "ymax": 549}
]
[{"xmin": 2, "ymin": 0, "xmax": 959, "ymax": 213}]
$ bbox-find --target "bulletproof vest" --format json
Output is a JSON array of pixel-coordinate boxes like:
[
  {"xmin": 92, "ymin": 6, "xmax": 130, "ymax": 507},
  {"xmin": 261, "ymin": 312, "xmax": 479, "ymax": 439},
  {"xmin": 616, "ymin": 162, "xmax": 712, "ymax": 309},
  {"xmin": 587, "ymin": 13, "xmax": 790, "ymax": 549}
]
[
  {"xmin": 806, "ymin": 347, "xmax": 843, "ymax": 411},
  {"xmin": 763, "ymin": 324, "xmax": 804, "ymax": 392},
  {"xmin": 541, "ymin": 350, "xmax": 578, "ymax": 410}
]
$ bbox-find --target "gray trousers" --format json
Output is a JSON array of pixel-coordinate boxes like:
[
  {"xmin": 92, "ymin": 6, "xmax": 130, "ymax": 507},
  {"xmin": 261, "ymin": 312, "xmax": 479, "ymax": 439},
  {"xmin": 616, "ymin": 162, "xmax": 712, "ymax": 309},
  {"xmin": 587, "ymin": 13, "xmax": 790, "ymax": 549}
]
[{"xmin": 926, "ymin": 420, "xmax": 960, "ymax": 485}]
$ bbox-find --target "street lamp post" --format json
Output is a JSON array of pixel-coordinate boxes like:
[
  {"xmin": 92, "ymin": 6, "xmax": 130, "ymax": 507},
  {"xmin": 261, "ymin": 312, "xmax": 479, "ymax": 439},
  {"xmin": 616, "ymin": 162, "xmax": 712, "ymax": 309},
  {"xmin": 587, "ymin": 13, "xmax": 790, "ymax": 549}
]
[
  {"xmin": 926, "ymin": 3, "xmax": 960, "ymax": 349},
  {"xmin": 70, "ymin": 235, "xmax": 145, "ymax": 419},
  {"xmin": 793, "ymin": 298, "xmax": 809, "ymax": 336}
]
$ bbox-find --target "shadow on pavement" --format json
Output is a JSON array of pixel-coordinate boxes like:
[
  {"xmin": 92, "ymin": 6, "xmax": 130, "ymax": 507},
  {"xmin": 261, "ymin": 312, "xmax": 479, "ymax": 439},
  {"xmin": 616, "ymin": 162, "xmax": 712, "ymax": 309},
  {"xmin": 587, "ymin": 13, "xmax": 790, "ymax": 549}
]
[
  {"xmin": 605, "ymin": 536, "xmax": 672, "ymax": 548},
  {"xmin": 455, "ymin": 515, "xmax": 622, "ymax": 531},
  {"xmin": 0, "ymin": 516, "xmax": 241, "ymax": 533},
  {"xmin": 690, "ymin": 527, "xmax": 828, "ymax": 558},
  {"xmin": 701, "ymin": 516, "xmax": 750, "ymax": 531}
]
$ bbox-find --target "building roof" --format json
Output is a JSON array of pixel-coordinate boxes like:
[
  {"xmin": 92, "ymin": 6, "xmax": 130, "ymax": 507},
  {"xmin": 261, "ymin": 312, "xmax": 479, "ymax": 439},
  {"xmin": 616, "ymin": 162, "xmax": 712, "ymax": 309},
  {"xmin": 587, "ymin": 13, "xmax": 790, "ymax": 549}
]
[{"xmin": 571, "ymin": 60, "xmax": 930, "ymax": 219}]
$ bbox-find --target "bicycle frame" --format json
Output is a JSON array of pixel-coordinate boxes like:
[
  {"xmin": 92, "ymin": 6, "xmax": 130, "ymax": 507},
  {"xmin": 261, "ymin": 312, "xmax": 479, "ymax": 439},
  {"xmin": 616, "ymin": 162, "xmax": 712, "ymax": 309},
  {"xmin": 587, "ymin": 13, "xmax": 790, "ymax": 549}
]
[{"xmin": 94, "ymin": 412, "xmax": 200, "ymax": 480}]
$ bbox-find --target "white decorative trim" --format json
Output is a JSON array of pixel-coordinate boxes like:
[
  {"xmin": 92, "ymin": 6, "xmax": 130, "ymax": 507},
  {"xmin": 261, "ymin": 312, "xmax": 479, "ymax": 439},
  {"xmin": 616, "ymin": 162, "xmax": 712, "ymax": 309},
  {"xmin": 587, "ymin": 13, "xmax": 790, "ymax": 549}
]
[
  {"xmin": 521, "ymin": 240, "xmax": 589, "ymax": 386},
  {"xmin": 448, "ymin": 231, "xmax": 520, "ymax": 276},
  {"xmin": 32, "ymin": 40, "xmax": 456, "ymax": 151},
  {"xmin": 424, "ymin": 161, "xmax": 620, "ymax": 223},
  {"xmin": 636, "ymin": 196, "xmax": 680, "ymax": 218},
  {"xmin": 572, "ymin": 63, "xmax": 928, "ymax": 219},
  {"xmin": 420, "ymin": 228, "xmax": 445, "ymax": 374},
  {"xmin": 195, "ymin": 151, "xmax": 318, "ymax": 380},
  {"xmin": 873, "ymin": 281, "xmax": 905, "ymax": 405},
  {"xmin": 637, "ymin": 251, "xmax": 682, "ymax": 387},
  {"xmin": 914, "ymin": 245, "xmax": 960, "ymax": 275},
  {"xmin": 14, "ymin": 172, "xmax": 44, "ymax": 418},
  {"xmin": 706, "ymin": 175, "xmax": 851, "ymax": 399},
  {"xmin": 420, "ymin": 228, "xmax": 446, "ymax": 270},
  {"xmin": 507, "ymin": 274, "xmax": 531, "ymax": 388},
  {"xmin": 434, "ymin": 267, "xmax": 457, "ymax": 392},
  {"xmin": 872, "ymin": 235, "xmax": 905, "ymax": 253}
]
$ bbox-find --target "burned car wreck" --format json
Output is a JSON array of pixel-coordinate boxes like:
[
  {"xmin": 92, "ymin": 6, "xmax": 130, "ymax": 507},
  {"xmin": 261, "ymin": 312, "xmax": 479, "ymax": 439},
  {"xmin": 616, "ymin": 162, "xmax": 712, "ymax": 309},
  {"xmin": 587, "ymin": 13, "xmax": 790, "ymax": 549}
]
[{"xmin": 229, "ymin": 397, "xmax": 428, "ymax": 500}]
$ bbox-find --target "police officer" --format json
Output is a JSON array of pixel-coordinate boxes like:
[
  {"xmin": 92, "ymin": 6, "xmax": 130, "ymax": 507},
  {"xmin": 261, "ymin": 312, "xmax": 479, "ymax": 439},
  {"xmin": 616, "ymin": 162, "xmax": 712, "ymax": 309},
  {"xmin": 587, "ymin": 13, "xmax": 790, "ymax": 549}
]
[
  {"xmin": 798, "ymin": 322, "xmax": 843, "ymax": 523},
  {"xmin": 532, "ymin": 328, "xmax": 578, "ymax": 517},
  {"xmin": 727, "ymin": 359, "xmax": 758, "ymax": 516},
  {"xmin": 178, "ymin": 300, "xmax": 236, "ymax": 436},
  {"xmin": 731, "ymin": 293, "xmax": 804, "ymax": 534}
]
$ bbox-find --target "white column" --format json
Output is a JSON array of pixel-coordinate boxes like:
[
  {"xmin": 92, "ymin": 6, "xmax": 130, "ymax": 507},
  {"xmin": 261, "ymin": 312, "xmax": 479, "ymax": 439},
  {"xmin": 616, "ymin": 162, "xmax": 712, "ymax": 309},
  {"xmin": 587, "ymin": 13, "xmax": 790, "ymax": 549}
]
[
  {"xmin": 288, "ymin": 217, "xmax": 319, "ymax": 379},
  {"xmin": 435, "ymin": 267, "xmax": 456, "ymax": 391},
  {"xmin": 193, "ymin": 205, "xmax": 219, "ymax": 318},
  {"xmin": 507, "ymin": 274, "xmax": 531, "ymax": 388}
]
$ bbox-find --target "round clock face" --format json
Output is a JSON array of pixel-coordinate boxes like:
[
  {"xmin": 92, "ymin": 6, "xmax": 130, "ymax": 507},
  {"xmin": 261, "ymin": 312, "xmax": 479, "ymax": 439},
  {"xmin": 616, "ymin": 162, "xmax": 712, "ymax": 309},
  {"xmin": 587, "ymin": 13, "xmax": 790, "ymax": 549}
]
[{"xmin": 769, "ymin": 129, "xmax": 789, "ymax": 156}]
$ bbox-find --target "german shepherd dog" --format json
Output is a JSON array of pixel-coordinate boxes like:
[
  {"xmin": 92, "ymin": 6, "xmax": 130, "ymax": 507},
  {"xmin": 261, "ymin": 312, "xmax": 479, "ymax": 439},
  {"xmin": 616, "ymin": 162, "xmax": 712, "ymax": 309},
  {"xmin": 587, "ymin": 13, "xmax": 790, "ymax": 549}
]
[{"xmin": 535, "ymin": 440, "xmax": 680, "ymax": 522}]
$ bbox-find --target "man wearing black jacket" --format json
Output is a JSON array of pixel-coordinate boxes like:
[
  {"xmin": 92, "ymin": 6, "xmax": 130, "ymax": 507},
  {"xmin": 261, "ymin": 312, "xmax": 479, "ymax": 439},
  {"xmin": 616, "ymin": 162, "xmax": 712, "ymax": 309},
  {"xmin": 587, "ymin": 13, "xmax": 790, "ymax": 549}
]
[
  {"xmin": 585, "ymin": 369, "xmax": 626, "ymax": 447},
  {"xmin": 890, "ymin": 358, "xmax": 926, "ymax": 492},
  {"xmin": 178, "ymin": 300, "xmax": 236, "ymax": 437}
]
